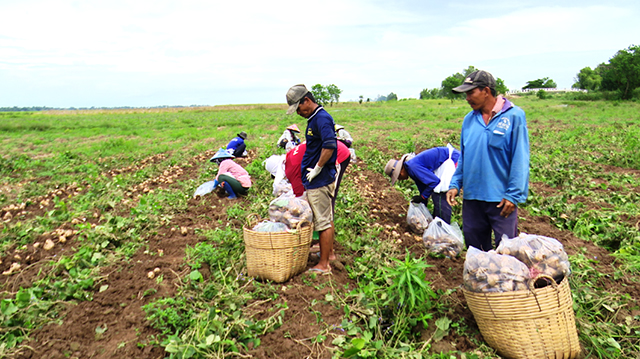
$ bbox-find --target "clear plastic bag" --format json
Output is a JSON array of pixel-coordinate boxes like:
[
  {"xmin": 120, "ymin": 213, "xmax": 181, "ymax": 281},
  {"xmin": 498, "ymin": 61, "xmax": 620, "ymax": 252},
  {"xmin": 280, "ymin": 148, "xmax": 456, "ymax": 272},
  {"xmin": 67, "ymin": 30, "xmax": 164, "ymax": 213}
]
[
  {"xmin": 406, "ymin": 202, "xmax": 433, "ymax": 235},
  {"xmin": 268, "ymin": 193, "xmax": 313, "ymax": 229},
  {"xmin": 252, "ymin": 220, "xmax": 290, "ymax": 232},
  {"xmin": 193, "ymin": 181, "xmax": 217, "ymax": 199},
  {"xmin": 272, "ymin": 179, "xmax": 292, "ymax": 197},
  {"xmin": 497, "ymin": 233, "xmax": 571, "ymax": 284},
  {"xmin": 463, "ymin": 247, "xmax": 531, "ymax": 292},
  {"xmin": 422, "ymin": 217, "xmax": 464, "ymax": 258}
]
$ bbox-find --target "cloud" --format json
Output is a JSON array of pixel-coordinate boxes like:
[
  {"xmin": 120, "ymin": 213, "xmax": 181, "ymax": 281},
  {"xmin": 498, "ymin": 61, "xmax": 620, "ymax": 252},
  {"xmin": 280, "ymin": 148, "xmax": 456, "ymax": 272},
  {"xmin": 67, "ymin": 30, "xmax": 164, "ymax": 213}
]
[{"xmin": 1, "ymin": 1, "xmax": 639, "ymax": 106}]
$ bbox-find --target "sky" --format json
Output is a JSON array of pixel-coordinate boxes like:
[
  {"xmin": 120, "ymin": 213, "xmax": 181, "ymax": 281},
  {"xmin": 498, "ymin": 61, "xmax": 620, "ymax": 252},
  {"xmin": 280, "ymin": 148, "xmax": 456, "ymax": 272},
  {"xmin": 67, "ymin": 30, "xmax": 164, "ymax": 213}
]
[{"xmin": 1, "ymin": 0, "xmax": 639, "ymax": 108}]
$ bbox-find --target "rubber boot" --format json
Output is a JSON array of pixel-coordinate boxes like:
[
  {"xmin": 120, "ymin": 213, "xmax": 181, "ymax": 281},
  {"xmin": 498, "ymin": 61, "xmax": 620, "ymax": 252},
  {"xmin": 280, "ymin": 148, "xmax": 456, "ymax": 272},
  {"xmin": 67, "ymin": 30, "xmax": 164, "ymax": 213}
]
[
  {"xmin": 212, "ymin": 179, "xmax": 219, "ymax": 188},
  {"xmin": 222, "ymin": 181, "xmax": 237, "ymax": 199}
]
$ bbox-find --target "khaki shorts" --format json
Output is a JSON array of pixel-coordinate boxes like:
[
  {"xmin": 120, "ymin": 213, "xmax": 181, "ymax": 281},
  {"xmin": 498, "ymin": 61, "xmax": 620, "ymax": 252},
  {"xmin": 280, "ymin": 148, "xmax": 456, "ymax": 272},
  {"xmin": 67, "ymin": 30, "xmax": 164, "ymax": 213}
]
[{"xmin": 306, "ymin": 183, "xmax": 335, "ymax": 231}]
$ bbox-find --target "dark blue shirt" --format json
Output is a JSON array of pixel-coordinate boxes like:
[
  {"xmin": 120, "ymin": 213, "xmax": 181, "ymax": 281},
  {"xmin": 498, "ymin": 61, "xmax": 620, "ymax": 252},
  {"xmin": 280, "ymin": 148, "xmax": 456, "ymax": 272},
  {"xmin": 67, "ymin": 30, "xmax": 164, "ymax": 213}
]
[
  {"xmin": 301, "ymin": 106, "xmax": 337, "ymax": 190},
  {"xmin": 226, "ymin": 136, "xmax": 244, "ymax": 151}
]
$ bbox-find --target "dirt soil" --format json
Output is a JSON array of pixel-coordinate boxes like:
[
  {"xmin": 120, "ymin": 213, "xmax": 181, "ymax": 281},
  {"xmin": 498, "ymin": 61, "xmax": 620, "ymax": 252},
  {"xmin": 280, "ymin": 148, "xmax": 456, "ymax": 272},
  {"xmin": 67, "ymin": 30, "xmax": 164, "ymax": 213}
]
[{"xmin": 2, "ymin": 151, "xmax": 638, "ymax": 359}]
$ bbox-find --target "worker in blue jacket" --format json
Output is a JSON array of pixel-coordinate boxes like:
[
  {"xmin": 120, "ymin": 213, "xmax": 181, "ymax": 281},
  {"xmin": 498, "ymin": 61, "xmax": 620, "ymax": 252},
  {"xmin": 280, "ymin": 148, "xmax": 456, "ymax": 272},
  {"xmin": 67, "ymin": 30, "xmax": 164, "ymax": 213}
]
[
  {"xmin": 385, "ymin": 144, "xmax": 460, "ymax": 224},
  {"xmin": 446, "ymin": 70, "xmax": 530, "ymax": 251},
  {"xmin": 226, "ymin": 131, "xmax": 248, "ymax": 157}
]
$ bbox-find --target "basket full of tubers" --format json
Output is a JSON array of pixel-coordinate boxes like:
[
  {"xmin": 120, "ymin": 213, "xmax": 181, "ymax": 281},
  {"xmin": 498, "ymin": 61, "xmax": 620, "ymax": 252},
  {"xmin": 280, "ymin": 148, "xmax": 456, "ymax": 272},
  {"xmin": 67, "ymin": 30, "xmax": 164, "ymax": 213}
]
[
  {"xmin": 462, "ymin": 237, "xmax": 580, "ymax": 358},
  {"xmin": 243, "ymin": 214, "xmax": 313, "ymax": 283}
]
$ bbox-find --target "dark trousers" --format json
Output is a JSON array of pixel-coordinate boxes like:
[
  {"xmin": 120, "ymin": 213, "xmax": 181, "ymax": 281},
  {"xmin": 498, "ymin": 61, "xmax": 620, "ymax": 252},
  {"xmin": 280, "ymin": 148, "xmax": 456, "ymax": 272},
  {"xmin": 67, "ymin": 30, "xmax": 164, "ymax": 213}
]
[
  {"xmin": 232, "ymin": 143, "xmax": 246, "ymax": 157},
  {"xmin": 431, "ymin": 192, "xmax": 452, "ymax": 224},
  {"xmin": 217, "ymin": 174, "xmax": 249, "ymax": 195},
  {"xmin": 462, "ymin": 199, "xmax": 518, "ymax": 251},
  {"xmin": 332, "ymin": 157, "xmax": 350, "ymax": 213}
]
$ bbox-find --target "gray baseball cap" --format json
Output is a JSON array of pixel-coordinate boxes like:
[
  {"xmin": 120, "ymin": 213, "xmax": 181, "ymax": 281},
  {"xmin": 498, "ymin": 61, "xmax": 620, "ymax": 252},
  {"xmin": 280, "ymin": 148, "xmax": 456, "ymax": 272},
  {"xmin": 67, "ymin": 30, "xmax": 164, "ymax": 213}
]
[
  {"xmin": 452, "ymin": 70, "xmax": 496, "ymax": 93},
  {"xmin": 286, "ymin": 84, "xmax": 309, "ymax": 115}
]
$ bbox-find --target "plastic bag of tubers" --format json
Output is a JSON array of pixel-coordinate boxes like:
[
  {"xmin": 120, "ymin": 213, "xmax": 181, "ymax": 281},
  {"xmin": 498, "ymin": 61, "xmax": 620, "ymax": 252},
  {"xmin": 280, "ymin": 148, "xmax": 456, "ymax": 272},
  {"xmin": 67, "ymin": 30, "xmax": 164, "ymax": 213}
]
[
  {"xmin": 497, "ymin": 233, "xmax": 571, "ymax": 284},
  {"xmin": 406, "ymin": 202, "xmax": 433, "ymax": 235},
  {"xmin": 463, "ymin": 247, "xmax": 531, "ymax": 292},
  {"xmin": 252, "ymin": 220, "xmax": 290, "ymax": 233},
  {"xmin": 272, "ymin": 179, "xmax": 292, "ymax": 197},
  {"xmin": 268, "ymin": 193, "xmax": 313, "ymax": 229},
  {"xmin": 422, "ymin": 217, "xmax": 464, "ymax": 258}
]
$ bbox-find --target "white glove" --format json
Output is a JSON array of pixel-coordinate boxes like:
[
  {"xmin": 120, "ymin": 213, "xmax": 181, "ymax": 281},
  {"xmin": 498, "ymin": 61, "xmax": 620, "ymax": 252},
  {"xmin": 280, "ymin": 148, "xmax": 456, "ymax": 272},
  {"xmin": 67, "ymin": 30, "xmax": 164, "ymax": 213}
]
[{"xmin": 306, "ymin": 164, "xmax": 323, "ymax": 182}]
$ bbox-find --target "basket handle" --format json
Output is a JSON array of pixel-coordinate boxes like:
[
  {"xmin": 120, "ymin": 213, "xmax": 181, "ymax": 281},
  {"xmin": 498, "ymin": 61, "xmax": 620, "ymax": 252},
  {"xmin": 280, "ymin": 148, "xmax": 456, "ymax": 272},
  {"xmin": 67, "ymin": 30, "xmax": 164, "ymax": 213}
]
[
  {"xmin": 290, "ymin": 219, "xmax": 311, "ymax": 245},
  {"xmin": 529, "ymin": 274, "xmax": 561, "ymax": 309}
]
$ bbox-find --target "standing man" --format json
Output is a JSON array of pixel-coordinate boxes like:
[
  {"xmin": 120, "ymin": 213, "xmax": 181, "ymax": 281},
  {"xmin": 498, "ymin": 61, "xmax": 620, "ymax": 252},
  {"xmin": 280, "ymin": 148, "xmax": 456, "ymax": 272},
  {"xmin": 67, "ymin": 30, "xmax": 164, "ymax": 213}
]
[
  {"xmin": 385, "ymin": 144, "xmax": 460, "ymax": 224},
  {"xmin": 446, "ymin": 70, "xmax": 530, "ymax": 251},
  {"xmin": 286, "ymin": 84, "xmax": 337, "ymax": 274}
]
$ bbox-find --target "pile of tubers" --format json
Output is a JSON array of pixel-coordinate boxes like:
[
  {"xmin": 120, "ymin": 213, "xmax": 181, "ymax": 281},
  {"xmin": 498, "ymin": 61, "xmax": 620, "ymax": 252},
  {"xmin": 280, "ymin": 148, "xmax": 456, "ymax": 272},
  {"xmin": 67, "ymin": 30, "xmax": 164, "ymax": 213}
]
[
  {"xmin": 406, "ymin": 202, "xmax": 433, "ymax": 235},
  {"xmin": 463, "ymin": 247, "xmax": 530, "ymax": 292},
  {"xmin": 422, "ymin": 217, "xmax": 464, "ymax": 258},
  {"xmin": 268, "ymin": 193, "xmax": 313, "ymax": 229},
  {"xmin": 463, "ymin": 233, "xmax": 572, "ymax": 292}
]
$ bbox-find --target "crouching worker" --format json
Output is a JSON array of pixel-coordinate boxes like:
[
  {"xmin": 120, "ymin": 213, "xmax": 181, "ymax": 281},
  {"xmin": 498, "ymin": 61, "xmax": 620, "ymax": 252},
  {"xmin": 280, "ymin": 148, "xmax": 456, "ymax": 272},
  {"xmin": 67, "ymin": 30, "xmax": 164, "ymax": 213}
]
[
  {"xmin": 209, "ymin": 149, "xmax": 251, "ymax": 199},
  {"xmin": 278, "ymin": 124, "xmax": 302, "ymax": 152},
  {"xmin": 226, "ymin": 131, "xmax": 248, "ymax": 157},
  {"xmin": 385, "ymin": 144, "xmax": 460, "ymax": 224}
]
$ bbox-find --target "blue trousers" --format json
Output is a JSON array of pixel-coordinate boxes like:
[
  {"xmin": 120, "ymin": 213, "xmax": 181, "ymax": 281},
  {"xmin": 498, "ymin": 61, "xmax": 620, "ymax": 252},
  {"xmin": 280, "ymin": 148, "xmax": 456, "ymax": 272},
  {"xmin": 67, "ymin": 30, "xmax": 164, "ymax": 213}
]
[
  {"xmin": 462, "ymin": 200, "xmax": 518, "ymax": 251},
  {"xmin": 431, "ymin": 192, "xmax": 452, "ymax": 224}
]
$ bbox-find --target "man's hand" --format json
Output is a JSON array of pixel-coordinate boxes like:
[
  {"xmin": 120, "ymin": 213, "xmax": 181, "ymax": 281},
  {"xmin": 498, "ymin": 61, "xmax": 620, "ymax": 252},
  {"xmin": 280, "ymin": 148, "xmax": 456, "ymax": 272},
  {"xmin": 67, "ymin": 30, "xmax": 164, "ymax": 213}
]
[
  {"xmin": 446, "ymin": 188, "xmax": 458, "ymax": 206},
  {"xmin": 497, "ymin": 199, "xmax": 516, "ymax": 217},
  {"xmin": 306, "ymin": 164, "xmax": 323, "ymax": 182}
]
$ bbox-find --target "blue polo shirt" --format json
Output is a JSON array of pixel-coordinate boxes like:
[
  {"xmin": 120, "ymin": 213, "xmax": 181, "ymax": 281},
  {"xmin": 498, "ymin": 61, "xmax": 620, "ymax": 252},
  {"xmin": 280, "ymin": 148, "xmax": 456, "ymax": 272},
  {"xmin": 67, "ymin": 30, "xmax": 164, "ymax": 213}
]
[{"xmin": 301, "ymin": 106, "xmax": 337, "ymax": 190}]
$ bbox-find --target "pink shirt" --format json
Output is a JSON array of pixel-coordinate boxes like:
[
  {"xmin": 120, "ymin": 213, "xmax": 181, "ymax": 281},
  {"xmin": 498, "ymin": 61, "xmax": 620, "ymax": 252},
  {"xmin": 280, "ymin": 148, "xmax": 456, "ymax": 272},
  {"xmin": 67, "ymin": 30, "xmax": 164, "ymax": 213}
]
[
  {"xmin": 491, "ymin": 95, "xmax": 506, "ymax": 118},
  {"xmin": 217, "ymin": 159, "xmax": 252, "ymax": 188}
]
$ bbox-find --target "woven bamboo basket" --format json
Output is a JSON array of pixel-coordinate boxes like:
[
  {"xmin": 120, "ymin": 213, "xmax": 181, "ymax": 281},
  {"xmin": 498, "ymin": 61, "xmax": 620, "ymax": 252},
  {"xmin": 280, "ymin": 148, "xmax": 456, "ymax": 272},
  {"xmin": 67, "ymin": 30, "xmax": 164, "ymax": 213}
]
[
  {"xmin": 463, "ymin": 275, "xmax": 581, "ymax": 359},
  {"xmin": 243, "ymin": 214, "xmax": 313, "ymax": 283}
]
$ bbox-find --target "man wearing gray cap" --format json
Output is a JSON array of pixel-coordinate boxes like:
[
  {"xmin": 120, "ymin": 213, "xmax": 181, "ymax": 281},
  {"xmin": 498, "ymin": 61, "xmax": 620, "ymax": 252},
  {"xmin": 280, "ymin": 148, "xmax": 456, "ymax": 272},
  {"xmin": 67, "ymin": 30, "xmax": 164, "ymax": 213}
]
[
  {"xmin": 446, "ymin": 70, "xmax": 530, "ymax": 251},
  {"xmin": 286, "ymin": 84, "xmax": 338, "ymax": 274}
]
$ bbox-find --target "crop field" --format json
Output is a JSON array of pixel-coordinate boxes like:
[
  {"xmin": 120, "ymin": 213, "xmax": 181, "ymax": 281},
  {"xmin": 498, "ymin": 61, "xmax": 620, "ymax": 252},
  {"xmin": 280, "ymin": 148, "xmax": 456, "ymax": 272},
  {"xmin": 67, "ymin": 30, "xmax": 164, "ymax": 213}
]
[{"xmin": 0, "ymin": 96, "xmax": 639, "ymax": 359}]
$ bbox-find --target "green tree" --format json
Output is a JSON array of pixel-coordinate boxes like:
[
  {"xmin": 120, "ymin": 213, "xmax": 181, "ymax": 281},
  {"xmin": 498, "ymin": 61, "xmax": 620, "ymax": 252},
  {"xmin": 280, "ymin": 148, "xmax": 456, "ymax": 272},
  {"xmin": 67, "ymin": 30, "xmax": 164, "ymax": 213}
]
[
  {"xmin": 311, "ymin": 84, "xmax": 331, "ymax": 106},
  {"xmin": 495, "ymin": 78, "xmax": 509, "ymax": 95},
  {"xmin": 325, "ymin": 84, "xmax": 343, "ymax": 106},
  {"xmin": 572, "ymin": 66, "xmax": 602, "ymax": 91},
  {"xmin": 597, "ymin": 45, "xmax": 640, "ymax": 99},
  {"xmin": 419, "ymin": 88, "xmax": 441, "ymax": 99},
  {"xmin": 462, "ymin": 65, "xmax": 479, "ymax": 77},
  {"xmin": 387, "ymin": 92, "xmax": 398, "ymax": 101},
  {"xmin": 523, "ymin": 77, "xmax": 556, "ymax": 89},
  {"xmin": 358, "ymin": 95, "xmax": 363, "ymax": 104},
  {"xmin": 441, "ymin": 74, "xmax": 465, "ymax": 100}
]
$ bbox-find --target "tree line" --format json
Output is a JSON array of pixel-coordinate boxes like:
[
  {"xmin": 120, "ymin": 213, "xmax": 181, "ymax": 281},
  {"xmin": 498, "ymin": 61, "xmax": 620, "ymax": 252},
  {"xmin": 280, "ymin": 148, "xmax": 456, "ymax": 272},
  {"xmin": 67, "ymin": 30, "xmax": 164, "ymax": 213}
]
[{"xmin": 572, "ymin": 44, "xmax": 640, "ymax": 100}]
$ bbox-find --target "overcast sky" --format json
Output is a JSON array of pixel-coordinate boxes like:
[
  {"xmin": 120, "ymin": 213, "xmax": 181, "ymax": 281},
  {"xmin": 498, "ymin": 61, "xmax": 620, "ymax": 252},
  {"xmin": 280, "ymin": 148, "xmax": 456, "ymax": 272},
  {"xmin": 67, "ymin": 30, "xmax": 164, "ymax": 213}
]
[{"xmin": 1, "ymin": 0, "xmax": 638, "ymax": 108}]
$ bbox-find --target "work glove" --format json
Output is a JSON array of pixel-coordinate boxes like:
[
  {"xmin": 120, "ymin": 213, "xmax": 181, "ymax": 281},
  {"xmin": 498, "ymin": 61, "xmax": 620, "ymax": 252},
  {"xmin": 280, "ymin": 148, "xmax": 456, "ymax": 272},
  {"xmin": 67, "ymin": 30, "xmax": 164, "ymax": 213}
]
[
  {"xmin": 306, "ymin": 164, "xmax": 323, "ymax": 182},
  {"xmin": 411, "ymin": 195, "xmax": 426, "ymax": 204}
]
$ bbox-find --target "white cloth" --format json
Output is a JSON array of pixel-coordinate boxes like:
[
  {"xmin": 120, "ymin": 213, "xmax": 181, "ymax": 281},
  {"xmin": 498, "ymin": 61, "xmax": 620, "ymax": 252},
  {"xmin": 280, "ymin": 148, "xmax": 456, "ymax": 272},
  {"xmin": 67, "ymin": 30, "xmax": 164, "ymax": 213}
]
[
  {"xmin": 263, "ymin": 155, "xmax": 285, "ymax": 177},
  {"xmin": 433, "ymin": 143, "xmax": 456, "ymax": 193}
]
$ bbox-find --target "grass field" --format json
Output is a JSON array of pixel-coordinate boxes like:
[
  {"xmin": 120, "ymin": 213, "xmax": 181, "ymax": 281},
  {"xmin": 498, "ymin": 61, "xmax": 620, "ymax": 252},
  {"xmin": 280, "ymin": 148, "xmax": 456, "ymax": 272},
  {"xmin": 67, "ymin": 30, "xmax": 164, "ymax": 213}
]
[{"xmin": 0, "ymin": 96, "xmax": 639, "ymax": 358}]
